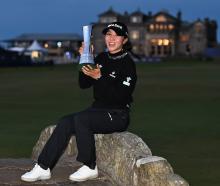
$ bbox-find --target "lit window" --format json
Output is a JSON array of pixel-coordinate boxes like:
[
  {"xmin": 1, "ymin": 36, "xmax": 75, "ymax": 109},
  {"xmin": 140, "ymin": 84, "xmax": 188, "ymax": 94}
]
[
  {"xmin": 150, "ymin": 24, "xmax": 154, "ymax": 31},
  {"xmin": 131, "ymin": 31, "xmax": 140, "ymax": 40},
  {"xmin": 57, "ymin": 42, "xmax": 62, "ymax": 48},
  {"xmin": 31, "ymin": 51, "xmax": 40, "ymax": 58},
  {"xmin": 163, "ymin": 39, "xmax": 169, "ymax": 45},
  {"xmin": 132, "ymin": 17, "xmax": 137, "ymax": 22},
  {"xmin": 158, "ymin": 39, "xmax": 163, "ymax": 46},
  {"xmin": 168, "ymin": 24, "xmax": 174, "ymax": 30},
  {"xmin": 180, "ymin": 34, "xmax": 189, "ymax": 42},
  {"xmin": 151, "ymin": 39, "xmax": 171, "ymax": 46},
  {"xmin": 131, "ymin": 16, "xmax": 139, "ymax": 23},
  {"xmin": 44, "ymin": 43, "xmax": 49, "ymax": 48},
  {"xmin": 151, "ymin": 39, "xmax": 157, "ymax": 44},
  {"xmin": 156, "ymin": 15, "xmax": 167, "ymax": 22},
  {"xmin": 164, "ymin": 25, "xmax": 168, "ymax": 30}
]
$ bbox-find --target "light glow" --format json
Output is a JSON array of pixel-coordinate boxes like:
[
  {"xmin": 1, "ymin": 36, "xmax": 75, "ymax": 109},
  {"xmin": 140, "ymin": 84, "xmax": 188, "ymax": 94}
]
[{"xmin": 31, "ymin": 51, "xmax": 40, "ymax": 58}]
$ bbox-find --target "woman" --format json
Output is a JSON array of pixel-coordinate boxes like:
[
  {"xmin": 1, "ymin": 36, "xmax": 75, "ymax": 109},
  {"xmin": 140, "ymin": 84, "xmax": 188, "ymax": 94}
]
[{"xmin": 21, "ymin": 21, "xmax": 137, "ymax": 182}]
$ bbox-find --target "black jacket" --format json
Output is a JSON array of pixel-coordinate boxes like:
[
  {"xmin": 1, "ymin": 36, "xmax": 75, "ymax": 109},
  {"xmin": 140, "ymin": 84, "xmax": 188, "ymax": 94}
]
[{"xmin": 79, "ymin": 50, "xmax": 137, "ymax": 109}]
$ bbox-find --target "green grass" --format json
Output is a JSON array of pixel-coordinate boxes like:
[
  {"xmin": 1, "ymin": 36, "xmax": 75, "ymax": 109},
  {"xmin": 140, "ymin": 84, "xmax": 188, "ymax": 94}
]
[{"xmin": 0, "ymin": 61, "xmax": 220, "ymax": 186}]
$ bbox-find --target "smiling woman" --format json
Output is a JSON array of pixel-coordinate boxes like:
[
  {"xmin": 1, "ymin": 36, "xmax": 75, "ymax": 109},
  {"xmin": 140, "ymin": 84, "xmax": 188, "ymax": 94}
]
[
  {"xmin": 20, "ymin": 21, "xmax": 137, "ymax": 183},
  {"xmin": 104, "ymin": 30, "xmax": 128, "ymax": 54}
]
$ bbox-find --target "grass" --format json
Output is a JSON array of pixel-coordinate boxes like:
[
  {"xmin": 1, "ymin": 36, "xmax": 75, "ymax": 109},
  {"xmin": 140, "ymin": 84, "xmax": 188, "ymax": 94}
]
[{"xmin": 0, "ymin": 61, "xmax": 220, "ymax": 186}]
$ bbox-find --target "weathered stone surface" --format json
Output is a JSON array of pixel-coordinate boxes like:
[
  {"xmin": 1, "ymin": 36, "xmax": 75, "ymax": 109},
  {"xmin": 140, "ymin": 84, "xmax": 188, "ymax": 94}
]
[
  {"xmin": 32, "ymin": 125, "xmax": 78, "ymax": 160},
  {"xmin": 94, "ymin": 132, "xmax": 152, "ymax": 186},
  {"xmin": 31, "ymin": 125, "xmax": 189, "ymax": 186}
]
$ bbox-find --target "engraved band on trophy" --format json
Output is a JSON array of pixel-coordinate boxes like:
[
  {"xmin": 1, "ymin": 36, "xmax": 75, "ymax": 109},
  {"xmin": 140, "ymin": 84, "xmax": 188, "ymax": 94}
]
[{"xmin": 79, "ymin": 25, "xmax": 95, "ymax": 69}]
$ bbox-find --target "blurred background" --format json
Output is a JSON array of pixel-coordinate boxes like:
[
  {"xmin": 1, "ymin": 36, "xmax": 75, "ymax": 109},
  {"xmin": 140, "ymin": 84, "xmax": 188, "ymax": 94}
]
[{"xmin": 0, "ymin": 0, "xmax": 220, "ymax": 186}]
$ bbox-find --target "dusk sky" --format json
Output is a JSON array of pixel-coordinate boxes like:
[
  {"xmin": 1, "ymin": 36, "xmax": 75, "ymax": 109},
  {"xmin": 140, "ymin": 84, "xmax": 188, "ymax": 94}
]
[{"xmin": 0, "ymin": 0, "xmax": 219, "ymax": 41}]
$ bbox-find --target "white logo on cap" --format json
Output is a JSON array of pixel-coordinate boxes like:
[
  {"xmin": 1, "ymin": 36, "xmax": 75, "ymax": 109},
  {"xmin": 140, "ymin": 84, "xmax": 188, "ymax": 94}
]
[{"xmin": 108, "ymin": 24, "xmax": 122, "ymax": 30}]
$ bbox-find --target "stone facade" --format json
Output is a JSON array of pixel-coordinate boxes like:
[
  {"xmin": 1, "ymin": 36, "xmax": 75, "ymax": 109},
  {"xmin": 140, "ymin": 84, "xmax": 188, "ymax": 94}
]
[{"xmin": 92, "ymin": 7, "xmax": 218, "ymax": 57}]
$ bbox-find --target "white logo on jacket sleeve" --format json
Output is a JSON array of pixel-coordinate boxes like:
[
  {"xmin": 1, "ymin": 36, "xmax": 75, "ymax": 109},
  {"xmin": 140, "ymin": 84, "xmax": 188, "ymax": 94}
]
[
  {"xmin": 109, "ymin": 71, "xmax": 116, "ymax": 78},
  {"xmin": 123, "ymin": 77, "xmax": 131, "ymax": 86}
]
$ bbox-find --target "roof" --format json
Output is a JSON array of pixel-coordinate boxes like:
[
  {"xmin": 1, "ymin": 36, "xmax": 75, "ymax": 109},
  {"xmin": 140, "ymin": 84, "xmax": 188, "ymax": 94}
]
[
  {"xmin": 8, "ymin": 47, "xmax": 25, "ymax": 52},
  {"xmin": 27, "ymin": 40, "xmax": 47, "ymax": 52},
  {"xmin": 98, "ymin": 7, "xmax": 121, "ymax": 17},
  {"xmin": 149, "ymin": 10, "xmax": 178, "ymax": 23},
  {"xmin": 130, "ymin": 9, "xmax": 146, "ymax": 17},
  {"xmin": 5, "ymin": 33, "xmax": 82, "ymax": 42}
]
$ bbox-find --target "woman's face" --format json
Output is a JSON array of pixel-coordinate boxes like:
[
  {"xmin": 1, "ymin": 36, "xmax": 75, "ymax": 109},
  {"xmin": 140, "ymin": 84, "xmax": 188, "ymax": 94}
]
[{"xmin": 104, "ymin": 29, "xmax": 128, "ymax": 54}]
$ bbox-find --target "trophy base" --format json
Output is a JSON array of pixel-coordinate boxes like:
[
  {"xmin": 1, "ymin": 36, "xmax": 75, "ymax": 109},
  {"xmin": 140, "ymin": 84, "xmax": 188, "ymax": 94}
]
[{"xmin": 78, "ymin": 63, "xmax": 96, "ymax": 71}]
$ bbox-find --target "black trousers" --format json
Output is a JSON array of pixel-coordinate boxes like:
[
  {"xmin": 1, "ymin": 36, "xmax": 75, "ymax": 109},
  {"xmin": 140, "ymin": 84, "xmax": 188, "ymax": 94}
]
[{"xmin": 38, "ymin": 107, "xmax": 129, "ymax": 170}]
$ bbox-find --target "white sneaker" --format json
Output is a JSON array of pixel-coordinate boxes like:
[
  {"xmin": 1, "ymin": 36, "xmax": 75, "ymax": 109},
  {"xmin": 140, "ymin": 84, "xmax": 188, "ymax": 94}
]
[
  {"xmin": 69, "ymin": 165, "xmax": 98, "ymax": 182},
  {"xmin": 21, "ymin": 164, "xmax": 51, "ymax": 182}
]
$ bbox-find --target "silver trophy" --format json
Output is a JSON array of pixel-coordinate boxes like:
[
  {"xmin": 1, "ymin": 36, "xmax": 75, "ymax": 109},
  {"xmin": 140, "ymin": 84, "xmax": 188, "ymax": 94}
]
[{"xmin": 79, "ymin": 25, "xmax": 95, "ymax": 68}]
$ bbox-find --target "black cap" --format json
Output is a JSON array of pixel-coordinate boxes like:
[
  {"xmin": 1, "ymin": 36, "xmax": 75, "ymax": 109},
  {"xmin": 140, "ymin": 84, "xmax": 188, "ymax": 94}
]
[{"xmin": 102, "ymin": 22, "xmax": 129, "ymax": 37}]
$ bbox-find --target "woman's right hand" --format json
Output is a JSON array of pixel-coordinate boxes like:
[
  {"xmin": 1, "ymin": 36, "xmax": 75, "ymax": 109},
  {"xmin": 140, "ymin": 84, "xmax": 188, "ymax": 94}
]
[
  {"xmin": 78, "ymin": 42, "xmax": 84, "ymax": 55},
  {"xmin": 78, "ymin": 42, "xmax": 94, "ymax": 55}
]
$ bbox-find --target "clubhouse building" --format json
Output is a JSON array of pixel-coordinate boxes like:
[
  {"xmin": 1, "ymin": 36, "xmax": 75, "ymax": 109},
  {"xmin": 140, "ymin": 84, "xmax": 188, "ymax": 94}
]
[{"xmin": 92, "ymin": 8, "xmax": 218, "ymax": 57}]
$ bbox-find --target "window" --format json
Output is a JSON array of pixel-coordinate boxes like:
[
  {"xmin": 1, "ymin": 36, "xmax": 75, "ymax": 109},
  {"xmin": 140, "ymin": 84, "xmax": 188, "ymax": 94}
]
[
  {"xmin": 157, "ymin": 45, "xmax": 161, "ymax": 54},
  {"xmin": 132, "ymin": 16, "xmax": 138, "ymax": 23},
  {"xmin": 100, "ymin": 17, "xmax": 117, "ymax": 23},
  {"xmin": 44, "ymin": 43, "xmax": 49, "ymax": 48},
  {"xmin": 156, "ymin": 15, "xmax": 167, "ymax": 22},
  {"xmin": 151, "ymin": 39, "xmax": 171, "ymax": 46},
  {"xmin": 131, "ymin": 16, "xmax": 141, "ymax": 23},
  {"xmin": 163, "ymin": 39, "xmax": 170, "ymax": 46},
  {"xmin": 164, "ymin": 25, "xmax": 168, "ymax": 30},
  {"xmin": 151, "ymin": 39, "xmax": 157, "ymax": 45},
  {"xmin": 31, "ymin": 51, "xmax": 40, "ymax": 59},
  {"xmin": 149, "ymin": 24, "xmax": 154, "ymax": 31},
  {"xmin": 132, "ymin": 45, "xmax": 138, "ymax": 53},
  {"xmin": 158, "ymin": 39, "xmax": 163, "ymax": 46},
  {"xmin": 131, "ymin": 31, "xmax": 140, "ymax": 40},
  {"xmin": 151, "ymin": 45, "xmax": 155, "ymax": 55},
  {"xmin": 195, "ymin": 23, "xmax": 203, "ymax": 33},
  {"xmin": 168, "ymin": 24, "xmax": 174, "ymax": 30},
  {"xmin": 180, "ymin": 34, "xmax": 189, "ymax": 42}
]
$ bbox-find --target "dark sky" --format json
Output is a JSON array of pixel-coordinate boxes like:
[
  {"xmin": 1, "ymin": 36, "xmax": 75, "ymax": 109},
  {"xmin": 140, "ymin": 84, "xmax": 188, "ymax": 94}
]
[{"xmin": 0, "ymin": 0, "xmax": 219, "ymax": 41}]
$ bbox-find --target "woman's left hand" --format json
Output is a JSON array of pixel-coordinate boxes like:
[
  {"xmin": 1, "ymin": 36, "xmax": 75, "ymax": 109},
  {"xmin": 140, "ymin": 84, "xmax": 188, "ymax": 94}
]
[{"xmin": 82, "ymin": 64, "xmax": 101, "ymax": 80}]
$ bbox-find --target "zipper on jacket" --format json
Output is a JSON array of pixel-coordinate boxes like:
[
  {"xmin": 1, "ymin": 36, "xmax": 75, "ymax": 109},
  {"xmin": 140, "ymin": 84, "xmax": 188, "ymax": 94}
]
[{"xmin": 108, "ymin": 112, "xmax": 113, "ymax": 121}]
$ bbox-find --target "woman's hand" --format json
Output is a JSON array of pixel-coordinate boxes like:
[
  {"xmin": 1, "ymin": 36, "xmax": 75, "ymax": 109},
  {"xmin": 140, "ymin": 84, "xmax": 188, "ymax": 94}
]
[
  {"xmin": 78, "ymin": 42, "xmax": 94, "ymax": 55},
  {"xmin": 82, "ymin": 64, "xmax": 101, "ymax": 80}
]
